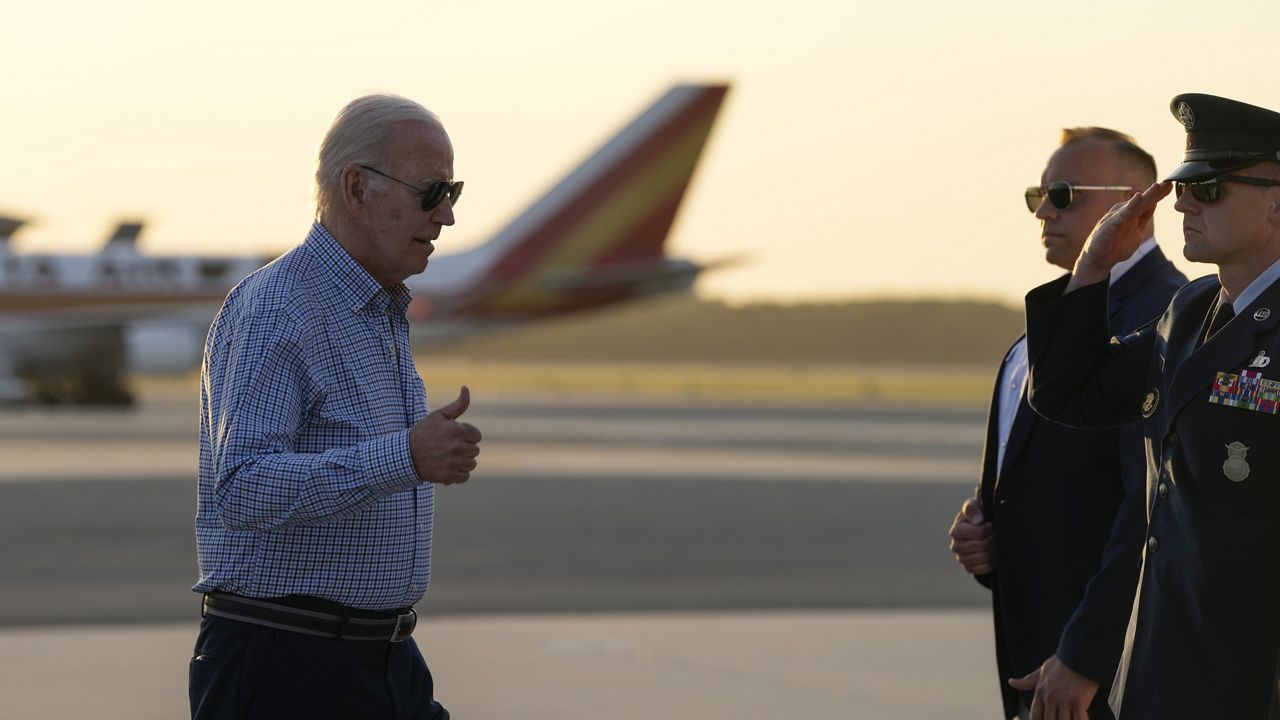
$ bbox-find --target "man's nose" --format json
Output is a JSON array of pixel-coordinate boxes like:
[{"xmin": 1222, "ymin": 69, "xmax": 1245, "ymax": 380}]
[
  {"xmin": 431, "ymin": 198, "xmax": 456, "ymax": 226},
  {"xmin": 1033, "ymin": 194, "xmax": 1056, "ymax": 221},
  {"xmin": 1172, "ymin": 185, "xmax": 1197, "ymax": 215}
]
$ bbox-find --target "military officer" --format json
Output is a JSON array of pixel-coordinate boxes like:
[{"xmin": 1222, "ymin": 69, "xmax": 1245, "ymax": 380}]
[{"xmin": 1025, "ymin": 93, "xmax": 1280, "ymax": 719}]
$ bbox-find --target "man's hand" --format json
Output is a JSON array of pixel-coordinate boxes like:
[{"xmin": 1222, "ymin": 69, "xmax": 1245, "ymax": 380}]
[
  {"xmin": 1009, "ymin": 654, "xmax": 1099, "ymax": 720},
  {"xmin": 1068, "ymin": 181, "xmax": 1173, "ymax": 292},
  {"xmin": 948, "ymin": 496, "xmax": 994, "ymax": 575},
  {"xmin": 408, "ymin": 386, "xmax": 481, "ymax": 486}
]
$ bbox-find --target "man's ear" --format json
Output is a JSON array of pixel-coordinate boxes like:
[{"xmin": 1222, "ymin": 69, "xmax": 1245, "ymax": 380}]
[{"xmin": 339, "ymin": 165, "xmax": 368, "ymax": 214}]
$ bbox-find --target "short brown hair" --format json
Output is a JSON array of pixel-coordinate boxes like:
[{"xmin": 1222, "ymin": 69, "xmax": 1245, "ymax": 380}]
[{"xmin": 1060, "ymin": 127, "xmax": 1157, "ymax": 184}]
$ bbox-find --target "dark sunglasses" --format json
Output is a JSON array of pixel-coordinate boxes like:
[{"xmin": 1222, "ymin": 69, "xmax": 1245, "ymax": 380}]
[
  {"xmin": 1174, "ymin": 174, "xmax": 1280, "ymax": 203},
  {"xmin": 1024, "ymin": 181, "xmax": 1134, "ymax": 213},
  {"xmin": 360, "ymin": 165, "xmax": 463, "ymax": 211}
]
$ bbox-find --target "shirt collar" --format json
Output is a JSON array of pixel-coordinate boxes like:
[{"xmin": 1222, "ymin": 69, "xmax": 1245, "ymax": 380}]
[
  {"xmin": 1225, "ymin": 256, "xmax": 1280, "ymax": 314},
  {"xmin": 304, "ymin": 222, "xmax": 412, "ymax": 315},
  {"xmin": 1108, "ymin": 236, "xmax": 1158, "ymax": 286}
]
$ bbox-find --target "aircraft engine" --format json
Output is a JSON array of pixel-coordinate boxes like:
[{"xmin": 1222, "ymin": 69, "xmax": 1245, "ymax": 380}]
[{"xmin": 125, "ymin": 322, "xmax": 206, "ymax": 374}]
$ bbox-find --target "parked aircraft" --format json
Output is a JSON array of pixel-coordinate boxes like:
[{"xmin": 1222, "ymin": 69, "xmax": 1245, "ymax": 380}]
[{"xmin": 0, "ymin": 83, "xmax": 730, "ymax": 404}]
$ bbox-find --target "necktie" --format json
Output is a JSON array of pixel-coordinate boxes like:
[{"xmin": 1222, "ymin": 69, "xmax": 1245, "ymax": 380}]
[{"xmin": 1204, "ymin": 302, "xmax": 1236, "ymax": 344}]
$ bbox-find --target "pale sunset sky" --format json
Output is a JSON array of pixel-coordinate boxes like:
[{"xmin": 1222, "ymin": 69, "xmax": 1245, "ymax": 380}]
[{"xmin": 4, "ymin": 0, "xmax": 1280, "ymax": 305}]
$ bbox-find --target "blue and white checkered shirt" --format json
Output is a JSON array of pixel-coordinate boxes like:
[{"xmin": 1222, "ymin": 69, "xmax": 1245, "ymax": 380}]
[{"xmin": 194, "ymin": 223, "xmax": 433, "ymax": 610}]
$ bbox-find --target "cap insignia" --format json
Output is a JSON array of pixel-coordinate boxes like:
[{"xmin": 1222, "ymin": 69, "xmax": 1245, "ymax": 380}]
[{"xmin": 1177, "ymin": 101, "xmax": 1196, "ymax": 129}]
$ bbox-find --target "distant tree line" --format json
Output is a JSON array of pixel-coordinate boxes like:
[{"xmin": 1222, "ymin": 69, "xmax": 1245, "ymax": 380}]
[{"xmin": 418, "ymin": 296, "xmax": 1024, "ymax": 366}]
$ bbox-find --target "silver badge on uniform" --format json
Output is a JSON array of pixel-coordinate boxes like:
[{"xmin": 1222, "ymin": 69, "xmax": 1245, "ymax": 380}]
[
  {"xmin": 1255, "ymin": 308, "xmax": 1271, "ymax": 321},
  {"xmin": 1250, "ymin": 351, "xmax": 1271, "ymax": 368},
  {"xmin": 1223, "ymin": 442, "xmax": 1251, "ymax": 483}
]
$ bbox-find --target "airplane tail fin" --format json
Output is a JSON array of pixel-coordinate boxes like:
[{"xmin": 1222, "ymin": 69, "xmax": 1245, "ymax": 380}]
[
  {"xmin": 446, "ymin": 83, "xmax": 730, "ymax": 316},
  {"xmin": 101, "ymin": 221, "xmax": 144, "ymax": 253},
  {"xmin": 0, "ymin": 216, "xmax": 25, "ymax": 249}
]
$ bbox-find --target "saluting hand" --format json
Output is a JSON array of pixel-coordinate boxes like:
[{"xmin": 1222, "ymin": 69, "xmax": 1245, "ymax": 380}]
[
  {"xmin": 1068, "ymin": 181, "xmax": 1173, "ymax": 292},
  {"xmin": 409, "ymin": 386, "xmax": 482, "ymax": 486}
]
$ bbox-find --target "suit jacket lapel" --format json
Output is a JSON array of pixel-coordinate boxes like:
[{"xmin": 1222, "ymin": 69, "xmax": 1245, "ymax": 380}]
[
  {"xmin": 979, "ymin": 350, "xmax": 1008, "ymax": 502},
  {"xmin": 983, "ymin": 361, "xmax": 1003, "ymax": 497},
  {"xmin": 994, "ymin": 335, "xmax": 1037, "ymax": 487},
  {"xmin": 998, "ymin": 390, "xmax": 1037, "ymax": 485},
  {"xmin": 1168, "ymin": 277, "xmax": 1280, "ymax": 420}
]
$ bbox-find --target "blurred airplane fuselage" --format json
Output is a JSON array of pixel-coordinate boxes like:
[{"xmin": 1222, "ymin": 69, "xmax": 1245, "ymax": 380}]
[{"xmin": 0, "ymin": 83, "xmax": 731, "ymax": 404}]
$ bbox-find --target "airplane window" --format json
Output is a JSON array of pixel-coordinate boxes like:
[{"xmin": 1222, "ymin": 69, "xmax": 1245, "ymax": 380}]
[{"xmin": 199, "ymin": 261, "xmax": 229, "ymax": 282}]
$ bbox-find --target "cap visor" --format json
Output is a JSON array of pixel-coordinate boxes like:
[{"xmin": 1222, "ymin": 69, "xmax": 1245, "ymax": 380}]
[{"xmin": 1164, "ymin": 158, "xmax": 1261, "ymax": 182}]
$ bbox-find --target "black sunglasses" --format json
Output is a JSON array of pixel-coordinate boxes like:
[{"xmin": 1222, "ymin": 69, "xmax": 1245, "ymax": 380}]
[
  {"xmin": 1024, "ymin": 181, "xmax": 1135, "ymax": 213},
  {"xmin": 360, "ymin": 165, "xmax": 463, "ymax": 211},
  {"xmin": 1174, "ymin": 174, "xmax": 1280, "ymax": 203}
]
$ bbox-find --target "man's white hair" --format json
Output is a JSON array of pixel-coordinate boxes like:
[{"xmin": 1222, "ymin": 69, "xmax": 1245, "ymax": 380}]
[{"xmin": 315, "ymin": 94, "xmax": 442, "ymax": 215}]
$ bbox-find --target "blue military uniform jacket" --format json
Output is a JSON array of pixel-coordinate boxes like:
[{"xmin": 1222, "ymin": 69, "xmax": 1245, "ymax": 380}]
[
  {"xmin": 1026, "ymin": 270, "xmax": 1280, "ymax": 720},
  {"xmin": 978, "ymin": 247, "xmax": 1185, "ymax": 720}
]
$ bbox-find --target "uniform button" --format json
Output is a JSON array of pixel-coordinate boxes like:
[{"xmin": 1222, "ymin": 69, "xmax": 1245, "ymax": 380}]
[
  {"xmin": 1157, "ymin": 483, "xmax": 1169, "ymax": 499},
  {"xmin": 1167, "ymin": 433, "xmax": 1178, "ymax": 445},
  {"xmin": 1147, "ymin": 536, "xmax": 1159, "ymax": 553}
]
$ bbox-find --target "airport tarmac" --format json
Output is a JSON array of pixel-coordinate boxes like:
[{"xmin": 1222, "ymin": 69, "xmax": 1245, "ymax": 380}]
[{"xmin": 0, "ymin": 386, "xmax": 1001, "ymax": 719}]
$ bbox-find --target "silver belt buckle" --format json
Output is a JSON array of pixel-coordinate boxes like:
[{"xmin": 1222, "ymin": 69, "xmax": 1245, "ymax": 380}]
[{"xmin": 390, "ymin": 609, "xmax": 416, "ymax": 642}]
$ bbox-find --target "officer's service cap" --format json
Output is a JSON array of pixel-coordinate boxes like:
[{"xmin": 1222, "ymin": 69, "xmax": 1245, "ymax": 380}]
[{"xmin": 1166, "ymin": 94, "xmax": 1280, "ymax": 182}]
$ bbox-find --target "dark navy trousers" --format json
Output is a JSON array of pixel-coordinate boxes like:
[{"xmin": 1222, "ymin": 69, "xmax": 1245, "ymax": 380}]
[{"xmin": 189, "ymin": 614, "xmax": 448, "ymax": 720}]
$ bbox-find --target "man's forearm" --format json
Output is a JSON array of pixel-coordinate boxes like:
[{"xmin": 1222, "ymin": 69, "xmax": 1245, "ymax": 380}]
[{"xmin": 213, "ymin": 430, "xmax": 420, "ymax": 530}]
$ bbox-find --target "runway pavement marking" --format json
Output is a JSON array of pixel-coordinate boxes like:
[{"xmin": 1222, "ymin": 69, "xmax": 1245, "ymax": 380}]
[
  {"xmin": 0, "ymin": 408, "xmax": 984, "ymax": 445},
  {"xmin": 0, "ymin": 439, "xmax": 975, "ymax": 484},
  {"xmin": 478, "ymin": 415, "xmax": 982, "ymax": 448}
]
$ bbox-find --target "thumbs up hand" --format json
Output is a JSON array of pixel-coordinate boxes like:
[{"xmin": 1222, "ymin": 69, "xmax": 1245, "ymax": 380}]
[{"xmin": 409, "ymin": 386, "xmax": 482, "ymax": 486}]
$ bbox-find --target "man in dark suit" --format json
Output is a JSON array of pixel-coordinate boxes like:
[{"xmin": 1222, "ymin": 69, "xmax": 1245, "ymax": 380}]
[
  {"xmin": 948, "ymin": 127, "xmax": 1186, "ymax": 720},
  {"xmin": 1025, "ymin": 93, "xmax": 1280, "ymax": 719}
]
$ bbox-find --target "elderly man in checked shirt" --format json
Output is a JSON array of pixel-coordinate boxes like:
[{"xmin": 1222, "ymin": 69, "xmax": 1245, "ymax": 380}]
[{"xmin": 188, "ymin": 94, "xmax": 478, "ymax": 720}]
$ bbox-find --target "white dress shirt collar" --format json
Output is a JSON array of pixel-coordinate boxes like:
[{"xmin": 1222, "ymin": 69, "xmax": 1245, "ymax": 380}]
[{"xmin": 1225, "ymin": 256, "xmax": 1280, "ymax": 314}]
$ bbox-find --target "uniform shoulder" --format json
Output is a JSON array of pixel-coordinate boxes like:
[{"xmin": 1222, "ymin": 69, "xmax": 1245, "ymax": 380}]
[
  {"xmin": 1169, "ymin": 274, "xmax": 1220, "ymax": 306},
  {"xmin": 1156, "ymin": 257, "xmax": 1190, "ymax": 288}
]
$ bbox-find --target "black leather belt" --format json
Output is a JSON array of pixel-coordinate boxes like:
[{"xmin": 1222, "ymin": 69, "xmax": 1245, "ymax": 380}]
[{"xmin": 202, "ymin": 592, "xmax": 416, "ymax": 642}]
